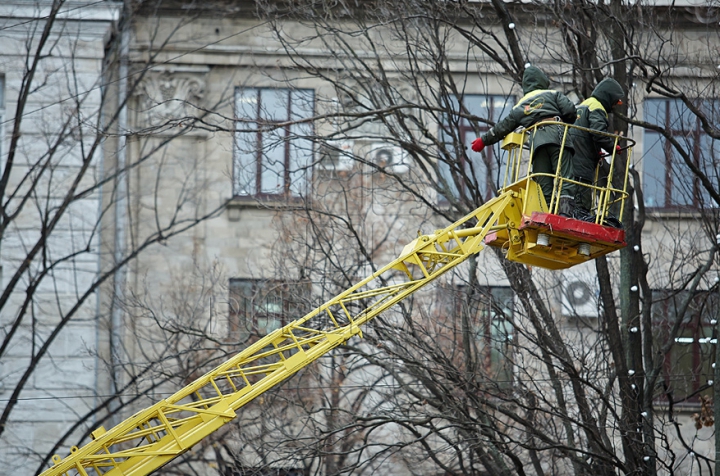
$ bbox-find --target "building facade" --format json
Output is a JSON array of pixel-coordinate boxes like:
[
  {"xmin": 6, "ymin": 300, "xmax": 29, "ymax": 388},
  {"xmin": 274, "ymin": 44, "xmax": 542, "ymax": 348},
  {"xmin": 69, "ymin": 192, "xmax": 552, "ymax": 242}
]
[
  {"xmin": 2, "ymin": 1, "xmax": 719, "ymax": 475},
  {"xmin": 0, "ymin": 0, "xmax": 121, "ymax": 473}
]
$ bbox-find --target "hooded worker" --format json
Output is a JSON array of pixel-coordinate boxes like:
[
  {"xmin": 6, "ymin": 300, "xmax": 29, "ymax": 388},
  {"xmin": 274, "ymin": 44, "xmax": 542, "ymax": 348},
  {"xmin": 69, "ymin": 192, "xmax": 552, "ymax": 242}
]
[
  {"xmin": 471, "ymin": 66, "xmax": 576, "ymax": 214},
  {"xmin": 569, "ymin": 78, "xmax": 625, "ymax": 213}
]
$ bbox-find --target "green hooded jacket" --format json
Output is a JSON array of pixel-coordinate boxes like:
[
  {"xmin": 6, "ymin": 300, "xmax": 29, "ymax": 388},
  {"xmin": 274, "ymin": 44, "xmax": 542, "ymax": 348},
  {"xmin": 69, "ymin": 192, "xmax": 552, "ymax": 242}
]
[
  {"xmin": 568, "ymin": 78, "xmax": 625, "ymax": 180},
  {"xmin": 481, "ymin": 66, "xmax": 576, "ymax": 151}
]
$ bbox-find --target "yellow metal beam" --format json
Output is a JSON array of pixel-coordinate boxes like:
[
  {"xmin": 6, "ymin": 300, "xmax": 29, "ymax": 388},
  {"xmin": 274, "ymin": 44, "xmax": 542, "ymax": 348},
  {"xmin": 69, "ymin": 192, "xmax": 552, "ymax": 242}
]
[{"xmin": 40, "ymin": 190, "xmax": 519, "ymax": 476}]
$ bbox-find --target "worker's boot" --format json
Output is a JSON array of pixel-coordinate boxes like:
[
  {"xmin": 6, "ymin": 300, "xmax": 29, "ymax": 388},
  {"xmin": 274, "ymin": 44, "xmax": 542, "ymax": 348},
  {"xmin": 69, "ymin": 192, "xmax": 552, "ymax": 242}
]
[
  {"xmin": 603, "ymin": 214, "xmax": 623, "ymax": 229},
  {"xmin": 574, "ymin": 207, "xmax": 595, "ymax": 222},
  {"xmin": 558, "ymin": 195, "xmax": 575, "ymax": 217}
]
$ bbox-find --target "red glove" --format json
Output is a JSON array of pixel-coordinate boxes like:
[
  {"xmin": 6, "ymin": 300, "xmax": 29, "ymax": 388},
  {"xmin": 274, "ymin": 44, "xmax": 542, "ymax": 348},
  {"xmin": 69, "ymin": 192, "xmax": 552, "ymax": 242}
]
[{"xmin": 471, "ymin": 137, "xmax": 485, "ymax": 152}]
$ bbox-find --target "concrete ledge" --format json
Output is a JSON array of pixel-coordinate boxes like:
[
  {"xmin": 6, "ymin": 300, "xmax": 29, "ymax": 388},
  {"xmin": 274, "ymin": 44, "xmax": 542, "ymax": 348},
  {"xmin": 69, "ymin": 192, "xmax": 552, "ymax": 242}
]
[{"xmin": 226, "ymin": 196, "xmax": 306, "ymax": 221}]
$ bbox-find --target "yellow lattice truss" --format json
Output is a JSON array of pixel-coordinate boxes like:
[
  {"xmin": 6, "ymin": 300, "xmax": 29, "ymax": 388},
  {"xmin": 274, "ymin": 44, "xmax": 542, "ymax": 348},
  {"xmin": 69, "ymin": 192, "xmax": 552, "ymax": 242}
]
[
  {"xmin": 41, "ymin": 190, "xmax": 522, "ymax": 476},
  {"xmin": 42, "ymin": 121, "xmax": 633, "ymax": 476}
]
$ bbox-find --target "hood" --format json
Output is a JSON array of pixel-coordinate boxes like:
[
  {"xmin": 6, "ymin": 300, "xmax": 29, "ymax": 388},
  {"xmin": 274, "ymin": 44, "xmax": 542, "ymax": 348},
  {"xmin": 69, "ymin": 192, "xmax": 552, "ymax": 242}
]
[
  {"xmin": 522, "ymin": 66, "xmax": 550, "ymax": 94},
  {"xmin": 591, "ymin": 78, "xmax": 625, "ymax": 111}
]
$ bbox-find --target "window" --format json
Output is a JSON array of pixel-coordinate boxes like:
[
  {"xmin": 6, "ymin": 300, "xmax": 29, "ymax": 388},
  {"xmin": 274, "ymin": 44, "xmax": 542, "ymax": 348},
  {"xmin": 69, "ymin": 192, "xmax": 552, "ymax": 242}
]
[
  {"xmin": 234, "ymin": 88, "xmax": 315, "ymax": 198},
  {"xmin": 439, "ymin": 94, "xmax": 514, "ymax": 202},
  {"xmin": 642, "ymin": 99, "xmax": 720, "ymax": 209},
  {"xmin": 441, "ymin": 285, "xmax": 515, "ymax": 386},
  {"xmin": 229, "ymin": 279, "xmax": 311, "ymax": 340},
  {"xmin": 652, "ymin": 290, "xmax": 718, "ymax": 404}
]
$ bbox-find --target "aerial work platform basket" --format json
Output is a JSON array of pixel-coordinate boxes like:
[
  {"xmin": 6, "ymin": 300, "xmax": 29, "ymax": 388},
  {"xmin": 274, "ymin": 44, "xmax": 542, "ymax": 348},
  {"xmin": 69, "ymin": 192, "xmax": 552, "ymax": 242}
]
[{"xmin": 483, "ymin": 122, "xmax": 632, "ymax": 270}]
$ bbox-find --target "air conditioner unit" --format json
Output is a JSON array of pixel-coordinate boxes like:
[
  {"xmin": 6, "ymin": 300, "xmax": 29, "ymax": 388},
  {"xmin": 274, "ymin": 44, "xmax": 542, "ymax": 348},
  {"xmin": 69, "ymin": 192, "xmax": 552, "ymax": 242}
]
[
  {"xmin": 318, "ymin": 140, "xmax": 354, "ymax": 171},
  {"xmin": 369, "ymin": 143, "xmax": 410, "ymax": 173},
  {"xmin": 561, "ymin": 272, "xmax": 599, "ymax": 318}
]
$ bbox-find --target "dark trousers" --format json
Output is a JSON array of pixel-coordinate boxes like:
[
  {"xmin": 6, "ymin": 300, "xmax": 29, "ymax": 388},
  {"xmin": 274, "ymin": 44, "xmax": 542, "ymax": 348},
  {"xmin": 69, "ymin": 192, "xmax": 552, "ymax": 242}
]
[
  {"xmin": 533, "ymin": 145, "xmax": 575, "ymax": 205},
  {"xmin": 573, "ymin": 154, "xmax": 601, "ymax": 211},
  {"xmin": 575, "ymin": 181, "xmax": 594, "ymax": 211}
]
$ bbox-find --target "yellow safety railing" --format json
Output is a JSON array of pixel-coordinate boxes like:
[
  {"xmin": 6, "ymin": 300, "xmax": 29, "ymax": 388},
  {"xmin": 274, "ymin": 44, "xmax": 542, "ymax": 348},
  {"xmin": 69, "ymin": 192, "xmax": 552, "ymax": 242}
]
[{"xmin": 500, "ymin": 121, "xmax": 634, "ymax": 227}]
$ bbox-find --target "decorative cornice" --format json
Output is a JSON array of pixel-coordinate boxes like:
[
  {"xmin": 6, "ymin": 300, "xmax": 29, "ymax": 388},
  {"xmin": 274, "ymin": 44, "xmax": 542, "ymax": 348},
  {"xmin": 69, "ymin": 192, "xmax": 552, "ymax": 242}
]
[{"xmin": 135, "ymin": 71, "xmax": 206, "ymax": 125}]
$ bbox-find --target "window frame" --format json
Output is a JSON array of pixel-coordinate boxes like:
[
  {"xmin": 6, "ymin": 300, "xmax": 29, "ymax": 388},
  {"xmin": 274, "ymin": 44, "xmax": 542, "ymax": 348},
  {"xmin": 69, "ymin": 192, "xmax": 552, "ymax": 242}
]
[
  {"xmin": 439, "ymin": 94, "xmax": 515, "ymax": 203},
  {"xmin": 228, "ymin": 278, "xmax": 312, "ymax": 340},
  {"xmin": 642, "ymin": 98, "xmax": 719, "ymax": 210},
  {"xmin": 652, "ymin": 289, "xmax": 718, "ymax": 406},
  {"xmin": 233, "ymin": 87, "xmax": 315, "ymax": 199},
  {"xmin": 442, "ymin": 284, "xmax": 515, "ymax": 386}
]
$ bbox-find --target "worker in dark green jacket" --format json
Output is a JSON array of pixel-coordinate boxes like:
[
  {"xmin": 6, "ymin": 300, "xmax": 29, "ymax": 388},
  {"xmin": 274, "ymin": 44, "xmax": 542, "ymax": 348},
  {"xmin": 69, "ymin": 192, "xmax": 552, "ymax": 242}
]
[
  {"xmin": 568, "ymin": 78, "xmax": 625, "ymax": 214},
  {"xmin": 471, "ymin": 65, "xmax": 576, "ymax": 215}
]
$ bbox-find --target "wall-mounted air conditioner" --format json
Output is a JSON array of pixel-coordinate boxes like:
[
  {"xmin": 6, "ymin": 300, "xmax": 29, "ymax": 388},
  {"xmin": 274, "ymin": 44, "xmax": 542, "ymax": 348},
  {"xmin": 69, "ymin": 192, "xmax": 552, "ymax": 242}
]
[
  {"xmin": 561, "ymin": 270, "xmax": 600, "ymax": 318},
  {"xmin": 369, "ymin": 143, "xmax": 410, "ymax": 174}
]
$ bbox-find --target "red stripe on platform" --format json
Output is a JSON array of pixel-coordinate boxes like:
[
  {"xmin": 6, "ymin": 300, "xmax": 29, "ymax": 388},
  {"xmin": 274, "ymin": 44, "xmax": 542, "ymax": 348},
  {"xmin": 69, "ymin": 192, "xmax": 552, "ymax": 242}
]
[{"xmin": 521, "ymin": 212, "xmax": 626, "ymax": 245}]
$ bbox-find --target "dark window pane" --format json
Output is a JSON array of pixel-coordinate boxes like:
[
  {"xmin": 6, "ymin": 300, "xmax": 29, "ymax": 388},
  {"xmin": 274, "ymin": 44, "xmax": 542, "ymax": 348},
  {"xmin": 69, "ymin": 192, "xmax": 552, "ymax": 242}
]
[
  {"xmin": 643, "ymin": 132, "xmax": 666, "ymax": 208},
  {"xmin": 471, "ymin": 286, "xmax": 514, "ymax": 385},
  {"xmin": 229, "ymin": 279, "xmax": 311, "ymax": 340},
  {"xmin": 669, "ymin": 327, "xmax": 696, "ymax": 398},
  {"xmin": 487, "ymin": 287, "xmax": 514, "ymax": 385},
  {"xmin": 436, "ymin": 285, "xmax": 515, "ymax": 387},
  {"xmin": 653, "ymin": 290, "xmax": 717, "ymax": 404}
]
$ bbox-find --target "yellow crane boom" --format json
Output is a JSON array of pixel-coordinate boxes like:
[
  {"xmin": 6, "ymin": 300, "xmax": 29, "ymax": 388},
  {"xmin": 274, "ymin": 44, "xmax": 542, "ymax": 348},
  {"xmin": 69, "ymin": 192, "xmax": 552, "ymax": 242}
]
[
  {"xmin": 42, "ymin": 188, "xmax": 522, "ymax": 476},
  {"xmin": 41, "ymin": 124, "xmax": 631, "ymax": 476}
]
